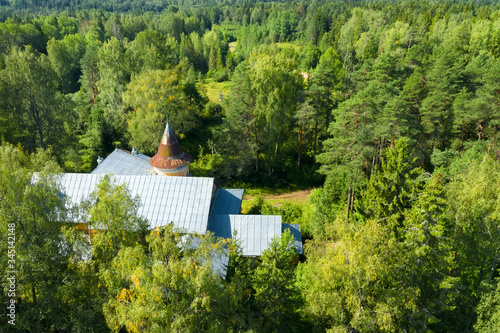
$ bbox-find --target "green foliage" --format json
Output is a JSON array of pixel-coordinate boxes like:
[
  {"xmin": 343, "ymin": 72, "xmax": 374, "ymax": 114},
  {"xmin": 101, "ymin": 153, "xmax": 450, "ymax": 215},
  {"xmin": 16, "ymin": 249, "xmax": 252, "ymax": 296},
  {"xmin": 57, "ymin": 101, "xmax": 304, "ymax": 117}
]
[
  {"xmin": 420, "ymin": 47, "xmax": 463, "ymax": 149},
  {"xmin": 1, "ymin": 2, "xmax": 500, "ymax": 331},
  {"xmin": 79, "ymin": 38, "xmax": 100, "ymax": 105},
  {"xmin": 399, "ymin": 174, "xmax": 456, "ymax": 331},
  {"xmin": 47, "ymin": 33, "xmax": 86, "ymax": 93},
  {"xmin": 446, "ymin": 154, "xmax": 500, "ymax": 328},
  {"xmin": 96, "ymin": 37, "xmax": 128, "ymax": 130},
  {"xmin": 298, "ymin": 216, "xmax": 405, "ymax": 332},
  {"xmin": 102, "ymin": 227, "xmax": 243, "ymax": 333},
  {"xmin": 430, "ymin": 147, "xmax": 459, "ymax": 169},
  {"xmin": 66, "ymin": 174, "xmax": 153, "ymax": 332},
  {"xmin": 298, "ymin": 172, "xmax": 455, "ymax": 332},
  {"xmin": 476, "ymin": 279, "xmax": 500, "ymax": 332},
  {"xmin": 253, "ymin": 229, "xmax": 301, "ymax": 332},
  {"xmin": 318, "ymin": 55, "xmax": 410, "ymax": 183},
  {"xmin": 189, "ymin": 148, "xmax": 223, "ymax": 178},
  {"xmin": 126, "ymin": 29, "xmax": 179, "ymax": 74},
  {"xmin": 246, "ymin": 195, "xmax": 265, "ymax": 215},
  {"xmin": 84, "ymin": 175, "xmax": 149, "ymax": 265},
  {"xmin": 250, "ymin": 49, "xmax": 303, "ymax": 175},
  {"xmin": 0, "ymin": 143, "xmax": 108, "ymax": 332},
  {"xmin": 308, "ymin": 170, "xmax": 349, "ymax": 239},
  {"xmin": 124, "ymin": 68, "xmax": 201, "ymax": 155},
  {"xmin": 215, "ymin": 48, "xmax": 304, "ymax": 181},
  {"xmin": 212, "ymin": 62, "xmax": 259, "ymax": 181},
  {"xmin": 261, "ymin": 201, "xmax": 302, "ymax": 224},
  {"xmin": 75, "ymin": 106, "xmax": 105, "ymax": 172},
  {"xmin": 302, "ymin": 46, "xmax": 344, "ymax": 164},
  {"xmin": 0, "ymin": 144, "xmax": 67, "ymax": 330},
  {"xmin": 0, "ymin": 46, "xmax": 75, "ymax": 156},
  {"xmin": 357, "ymin": 137, "xmax": 422, "ymax": 235},
  {"xmin": 269, "ymin": 10, "xmax": 299, "ymax": 43},
  {"xmin": 211, "ymin": 68, "xmax": 230, "ymax": 82}
]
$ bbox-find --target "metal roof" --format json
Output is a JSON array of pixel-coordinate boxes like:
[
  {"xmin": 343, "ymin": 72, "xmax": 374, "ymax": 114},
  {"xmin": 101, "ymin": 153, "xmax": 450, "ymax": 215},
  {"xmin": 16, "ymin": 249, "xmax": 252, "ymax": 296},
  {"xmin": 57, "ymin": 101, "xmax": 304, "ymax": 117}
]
[
  {"xmin": 207, "ymin": 188, "xmax": 244, "ymax": 233},
  {"xmin": 210, "ymin": 188, "xmax": 244, "ymax": 216},
  {"xmin": 282, "ymin": 223, "xmax": 303, "ymax": 254},
  {"xmin": 209, "ymin": 214, "xmax": 283, "ymax": 256},
  {"xmin": 60, "ymin": 174, "xmax": 215, "ymax": 234},
  {"xmin": 91, "ymin": 149, "xmax": 152, "ymax": 176}
]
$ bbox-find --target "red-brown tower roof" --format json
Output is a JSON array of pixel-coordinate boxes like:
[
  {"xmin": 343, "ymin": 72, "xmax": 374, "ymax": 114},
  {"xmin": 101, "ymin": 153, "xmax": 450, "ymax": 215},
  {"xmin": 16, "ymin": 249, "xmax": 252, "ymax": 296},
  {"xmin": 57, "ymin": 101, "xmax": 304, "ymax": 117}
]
[{"xmin": 149, "ymin": 122, "xmax": 193, "ymax": 170}]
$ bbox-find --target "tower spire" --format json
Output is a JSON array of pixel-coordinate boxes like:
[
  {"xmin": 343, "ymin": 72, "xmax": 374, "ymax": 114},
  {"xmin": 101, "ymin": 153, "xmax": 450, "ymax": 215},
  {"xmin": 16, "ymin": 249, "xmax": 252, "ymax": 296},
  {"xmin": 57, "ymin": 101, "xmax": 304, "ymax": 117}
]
[{"xmin": 149, "ymin": 121, "xmax": 193, "ymax": 176}]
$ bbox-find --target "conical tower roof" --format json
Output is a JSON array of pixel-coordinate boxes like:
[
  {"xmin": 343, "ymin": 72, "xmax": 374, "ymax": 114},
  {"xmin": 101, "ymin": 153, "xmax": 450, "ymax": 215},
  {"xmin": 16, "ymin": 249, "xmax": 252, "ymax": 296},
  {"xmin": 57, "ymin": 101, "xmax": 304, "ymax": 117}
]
[{"xmin": 149, "ymin": 122, "xmax": 193, "ymax": 170}]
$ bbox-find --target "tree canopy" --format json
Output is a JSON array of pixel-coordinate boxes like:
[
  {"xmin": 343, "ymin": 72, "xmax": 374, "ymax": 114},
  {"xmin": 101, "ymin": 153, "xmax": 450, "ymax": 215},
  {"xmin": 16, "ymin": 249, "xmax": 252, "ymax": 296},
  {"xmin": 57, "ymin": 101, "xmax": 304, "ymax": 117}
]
[{"xmin": 2, "ymin": 0, "xmax": 500, "ymax": 331}]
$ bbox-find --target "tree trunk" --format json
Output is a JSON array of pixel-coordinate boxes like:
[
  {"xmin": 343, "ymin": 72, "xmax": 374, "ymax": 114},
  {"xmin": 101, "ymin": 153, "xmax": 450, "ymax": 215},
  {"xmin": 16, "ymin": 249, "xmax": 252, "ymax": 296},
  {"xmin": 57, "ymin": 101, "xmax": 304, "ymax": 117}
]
[
  {"xmin": 271, "ymin": 120, "xmax": 283, "ymax": 175},
  {"xmin": 351, "ymin": 187, "xmax": 355, "ymax": 211},
  {"xmin": 254, "ymin": 122, "xmax": 259, "ymax": 172},
  {"xmin": 488, "ymin": 252, "xmax": 500, "ymax": 283},
  {"xmin": 90, "ymin": 71, "xmax": 97, "ymax": 104},
  {"xmin": 298, "ymin": 126, "xmax": 303, "ymax": 167},
  {"xmin": 325, "ymin": 109, "xmax": 330, "ymax": 133},
  {"xmin": 32, "ymin": 283, "xmax": 37, "ymax": 304},
  {"xmin": 371, "ymin": 156, "xmax": 376, "ymax": 179},
  {"xmin": 36, "ymin": 125, "xmax": 46, "ymax": 150},
  {"xmin": 478, "ymin": 253, "xmax": 486, "ymax": 285},
  {"xmin": 31, "ymin": 103, "xmax": 46, "ymax": 150},
  {"xmin": 378, "ymin": 138, "xmax": 384, "ymax": 169},
  {"xmin": 346, "ymin": 184, "xmax": 352, "ymax": 221},
  {"xmin": 313, "ymin": 117, "xmax": 318, "ymax": 164}
]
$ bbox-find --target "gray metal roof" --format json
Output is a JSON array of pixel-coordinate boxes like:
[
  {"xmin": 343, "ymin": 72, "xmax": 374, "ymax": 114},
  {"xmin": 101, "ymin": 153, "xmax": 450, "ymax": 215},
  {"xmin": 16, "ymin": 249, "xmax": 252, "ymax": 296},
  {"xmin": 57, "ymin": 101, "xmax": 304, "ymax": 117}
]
[
  {"xmin": 60, "ymin": 174, "xmax": 215, "ymax": 234},
  {"xmin": 282, "ymin": 223, "xmax": 303, "ymax": 254},
  {"xmin": 209, "ymin": 214, "xmax": 283, "ymax": 256},
  {"xmin": 210, "ymin": 188, "xmax": 244, "ymax": 216},
  {"xmin": 207, "ymin": 188, "xmax": 244, "ymax": 232},
  {"xmin": 91, "ymin": 149, "xmax": 152, "ymax": 175}
]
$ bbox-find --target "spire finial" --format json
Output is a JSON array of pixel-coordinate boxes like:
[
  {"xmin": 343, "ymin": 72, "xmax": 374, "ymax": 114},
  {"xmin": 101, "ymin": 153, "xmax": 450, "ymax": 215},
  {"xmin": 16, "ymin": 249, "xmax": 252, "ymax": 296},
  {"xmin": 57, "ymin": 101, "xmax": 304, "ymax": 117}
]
[{"xmin": 163, "ymin": 115, "xmax": 170, "ymax": 135}]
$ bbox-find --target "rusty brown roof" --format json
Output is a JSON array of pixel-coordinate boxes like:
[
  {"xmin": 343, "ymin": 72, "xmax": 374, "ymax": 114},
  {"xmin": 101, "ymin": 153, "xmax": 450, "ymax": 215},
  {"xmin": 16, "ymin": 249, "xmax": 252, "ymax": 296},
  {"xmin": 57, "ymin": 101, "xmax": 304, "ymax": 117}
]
[{"xmin": 149, "ymin": 122, "xmax": 193, "ymax": 169}]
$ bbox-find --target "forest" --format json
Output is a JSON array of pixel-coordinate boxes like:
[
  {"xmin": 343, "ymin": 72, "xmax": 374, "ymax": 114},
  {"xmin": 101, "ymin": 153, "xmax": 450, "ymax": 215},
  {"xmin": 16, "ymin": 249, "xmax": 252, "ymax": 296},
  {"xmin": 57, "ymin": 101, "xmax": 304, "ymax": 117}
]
[{"xmin": 1, "ymin": 0, "xmax": 500, "ymax": 331}]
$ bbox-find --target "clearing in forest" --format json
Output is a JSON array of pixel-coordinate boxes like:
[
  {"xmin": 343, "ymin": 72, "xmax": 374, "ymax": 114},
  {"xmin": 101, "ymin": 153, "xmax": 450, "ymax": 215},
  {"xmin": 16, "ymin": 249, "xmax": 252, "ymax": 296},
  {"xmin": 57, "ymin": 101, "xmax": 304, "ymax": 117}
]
[
  {"xmin": 203, "ymin": 79, "xmax": 231, "ymax": 104},
  {"xmin": 243, "ymin": 189, "xmax": 311, "ymax": 204}
]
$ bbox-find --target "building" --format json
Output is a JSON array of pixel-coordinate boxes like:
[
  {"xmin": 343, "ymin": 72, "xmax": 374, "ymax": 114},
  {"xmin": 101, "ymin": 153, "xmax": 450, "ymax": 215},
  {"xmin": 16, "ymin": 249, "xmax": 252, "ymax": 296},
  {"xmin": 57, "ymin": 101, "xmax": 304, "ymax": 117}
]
[{"xmin": 60, "ymin": 122, "xmax": 303, "ymax": 258}]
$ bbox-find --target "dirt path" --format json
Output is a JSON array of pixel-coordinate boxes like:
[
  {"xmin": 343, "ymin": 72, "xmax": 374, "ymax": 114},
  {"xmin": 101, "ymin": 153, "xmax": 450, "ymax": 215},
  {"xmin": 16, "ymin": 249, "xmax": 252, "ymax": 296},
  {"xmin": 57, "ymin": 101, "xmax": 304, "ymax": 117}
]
[{"xmin": 243, "ymin": 189, "xmax": 312, "ymax": 204}]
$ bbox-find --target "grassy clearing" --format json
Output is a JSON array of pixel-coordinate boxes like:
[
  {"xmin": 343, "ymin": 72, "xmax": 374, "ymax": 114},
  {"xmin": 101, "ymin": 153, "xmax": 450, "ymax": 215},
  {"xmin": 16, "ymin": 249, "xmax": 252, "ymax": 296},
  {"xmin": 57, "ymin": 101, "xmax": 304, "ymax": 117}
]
[
  {"xmin": 229, "ymin": 41, "xmax": 237, "ymax": 53},
  {"xmin": 241, "ymin": 199, "xmax": 313, "ymax": 215},
  {"xmin": 240, "ymin": 189, "xmax": 313, "ymax": 213},
  {"xmin": 275, "ymin": 42, "xmax": 302, "ymax": 52},
  {"xmin": 240, "ymin": 190, "xmax": 315, "ymax": 237},
  {"xmin": 203, "ymin": 79, "xmax": 231, "ymax": 104},
  {"xmin": 236, "ymin": 182, "xmax": 314, "ymax": 196},
  {"xmin": 243, "ymin": 189, "xmax": 311, "ymax": 203}
]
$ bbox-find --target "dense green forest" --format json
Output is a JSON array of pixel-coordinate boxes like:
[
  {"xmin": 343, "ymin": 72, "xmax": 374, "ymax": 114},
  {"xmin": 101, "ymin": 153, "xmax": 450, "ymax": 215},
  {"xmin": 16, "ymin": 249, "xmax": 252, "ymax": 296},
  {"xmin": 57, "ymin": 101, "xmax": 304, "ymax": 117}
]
[{"xmin": 1, "ymin": 0, "xmax": 500, "ymax": 331}]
